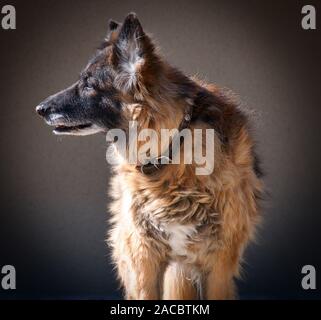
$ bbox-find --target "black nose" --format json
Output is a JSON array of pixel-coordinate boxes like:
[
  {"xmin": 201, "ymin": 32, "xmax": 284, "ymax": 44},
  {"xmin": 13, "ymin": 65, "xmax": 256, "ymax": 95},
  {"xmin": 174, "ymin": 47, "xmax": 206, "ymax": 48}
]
[{"xmin": 35, "ymin": 104, "xmax": 47, "ymax": 116}]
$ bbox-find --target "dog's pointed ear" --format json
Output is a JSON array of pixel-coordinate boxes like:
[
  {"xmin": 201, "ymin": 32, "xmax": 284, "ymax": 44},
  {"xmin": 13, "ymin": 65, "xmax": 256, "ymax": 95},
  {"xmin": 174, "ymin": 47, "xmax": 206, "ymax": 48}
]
[
  {"xmin": 117, "ymin": 13, "xmax": 144, "ymax": 44},
  {"xmin": 108, "ymin": 19, "xmax": 119, "ymax": 31},
  {"xmin": 112, "ymin": 13, "xmax": 155, "ymax": 91},
  {"xmin": 104, "ymin": 19, "xmax": 120, "ymax": 42}
]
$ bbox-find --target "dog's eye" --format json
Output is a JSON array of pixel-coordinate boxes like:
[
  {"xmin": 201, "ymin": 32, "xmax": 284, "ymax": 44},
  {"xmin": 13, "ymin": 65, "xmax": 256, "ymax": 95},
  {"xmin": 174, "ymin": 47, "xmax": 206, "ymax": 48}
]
[{"xmin": 83, "ymin": 85, "xmax": 95, "ymax": 93}]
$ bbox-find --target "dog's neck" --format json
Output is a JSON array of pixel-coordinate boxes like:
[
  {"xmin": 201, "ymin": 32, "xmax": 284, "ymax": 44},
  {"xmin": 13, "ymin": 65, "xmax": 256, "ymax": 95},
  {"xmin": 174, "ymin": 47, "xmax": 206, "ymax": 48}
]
[
  {"xmin": 115, "ymin": 71, "xmax": 215, "ymax": 175},
  {"xmin": 135, "ymin": 100, "xmax": 194, "ymax": 175}
]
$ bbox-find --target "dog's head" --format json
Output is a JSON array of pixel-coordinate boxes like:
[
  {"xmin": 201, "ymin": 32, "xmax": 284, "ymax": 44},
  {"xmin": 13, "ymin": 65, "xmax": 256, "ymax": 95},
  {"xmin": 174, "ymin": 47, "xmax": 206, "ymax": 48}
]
[{"xmin": 36, "ymin": 13, "xmax": 162, "ymax": 136}]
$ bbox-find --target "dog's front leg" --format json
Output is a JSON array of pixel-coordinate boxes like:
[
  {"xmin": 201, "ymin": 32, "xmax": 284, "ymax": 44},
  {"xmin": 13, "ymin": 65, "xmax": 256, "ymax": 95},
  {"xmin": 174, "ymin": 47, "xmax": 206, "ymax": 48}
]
[
  {"xmin": 204, "ymin": 246, "xmax": 238, "ymax": 300},
  {"xmin": 115, "ymin": 230, "xmax": 166, "ymax": 300},
  {"xmin": 133, "ymin": 260, "xmax": 165, "ymax": 300},
  {"xmin": 204, "ymin": 231, "xmax": 249, "ymax": 299}
]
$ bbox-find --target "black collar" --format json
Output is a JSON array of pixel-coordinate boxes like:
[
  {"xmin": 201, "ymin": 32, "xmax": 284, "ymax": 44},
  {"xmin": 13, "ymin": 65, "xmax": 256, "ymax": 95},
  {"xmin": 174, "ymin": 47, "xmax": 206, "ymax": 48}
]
[{"xmin": 136, "ymin": 103, "xmax": 194, "ymax": 175}]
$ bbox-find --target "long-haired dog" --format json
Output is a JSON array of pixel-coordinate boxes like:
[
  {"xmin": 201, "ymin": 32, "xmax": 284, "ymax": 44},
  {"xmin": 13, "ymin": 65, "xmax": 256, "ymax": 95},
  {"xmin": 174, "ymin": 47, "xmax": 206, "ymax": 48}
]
[{"xmin": 36, "ymin": 13, "xmax": 263, "ymax": 300}]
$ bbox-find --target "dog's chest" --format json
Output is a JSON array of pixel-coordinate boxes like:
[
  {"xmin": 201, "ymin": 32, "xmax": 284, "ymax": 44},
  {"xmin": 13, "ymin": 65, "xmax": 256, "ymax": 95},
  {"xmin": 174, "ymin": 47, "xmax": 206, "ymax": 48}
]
[
  {"xmin": 163, "ymin": 223, "xmax": 197, "ymax": 256},
  {"xmin": 118, "ymin": 184, "xmax": 204, "ymax": 257}
]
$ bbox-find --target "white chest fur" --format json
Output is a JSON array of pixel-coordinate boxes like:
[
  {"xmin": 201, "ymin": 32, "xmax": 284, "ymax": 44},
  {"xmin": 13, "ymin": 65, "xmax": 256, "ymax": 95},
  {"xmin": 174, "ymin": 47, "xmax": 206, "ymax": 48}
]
[
  {"xmin": 118, "ymin": 184, "xmax": 198, "ymax": 257},
  {"xmin": 165, "ymin": 223, "xmax": 197, "ymax": 256}
]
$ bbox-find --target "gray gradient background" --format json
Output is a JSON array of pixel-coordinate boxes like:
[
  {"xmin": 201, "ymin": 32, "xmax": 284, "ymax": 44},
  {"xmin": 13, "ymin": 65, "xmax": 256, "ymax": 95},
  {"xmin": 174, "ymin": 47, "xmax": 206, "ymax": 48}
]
[{"xmin": 0, "ymin": 0, "xmax": 320, "ymax": 299}]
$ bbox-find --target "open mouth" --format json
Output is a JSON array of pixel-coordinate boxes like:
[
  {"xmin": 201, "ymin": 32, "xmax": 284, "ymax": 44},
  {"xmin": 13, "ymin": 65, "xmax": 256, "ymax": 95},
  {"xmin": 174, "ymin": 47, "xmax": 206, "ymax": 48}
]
[
  {"xmin": 42, "ymin": 114, "xmax": 102, "ymax": 136},
  {"xmin": 53, "ymin": 123, "xmax": 92, "ymax": 135}
]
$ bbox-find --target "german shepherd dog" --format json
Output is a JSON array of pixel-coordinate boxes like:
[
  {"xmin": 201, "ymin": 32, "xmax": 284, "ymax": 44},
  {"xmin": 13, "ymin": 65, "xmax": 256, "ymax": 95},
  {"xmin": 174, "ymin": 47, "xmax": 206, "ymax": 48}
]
[{"xmin": 36, "ymin": 13, "xmax": 263, "ymax": 300}]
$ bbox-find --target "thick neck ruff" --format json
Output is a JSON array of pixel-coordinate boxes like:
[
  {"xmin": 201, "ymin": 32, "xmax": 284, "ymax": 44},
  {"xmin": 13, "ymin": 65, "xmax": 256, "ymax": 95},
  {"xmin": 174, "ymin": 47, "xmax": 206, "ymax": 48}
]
[{"xmin": 135, "ymin": 103, "xmax": 194, "ymax": 175}]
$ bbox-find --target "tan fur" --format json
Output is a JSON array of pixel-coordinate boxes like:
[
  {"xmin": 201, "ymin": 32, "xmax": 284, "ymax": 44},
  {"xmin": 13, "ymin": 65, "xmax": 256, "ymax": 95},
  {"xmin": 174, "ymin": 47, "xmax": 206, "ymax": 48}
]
[
  {"xmin": 106, "ymin": 15, "xmax": 263, "ymax": 300},
  {"xmin": 36, "ymin": 13, "xmax": 263, "ymax": 300},
  {"xmin": 107, "ymin": 81, "xmax": 263, "ymax": 300}
]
